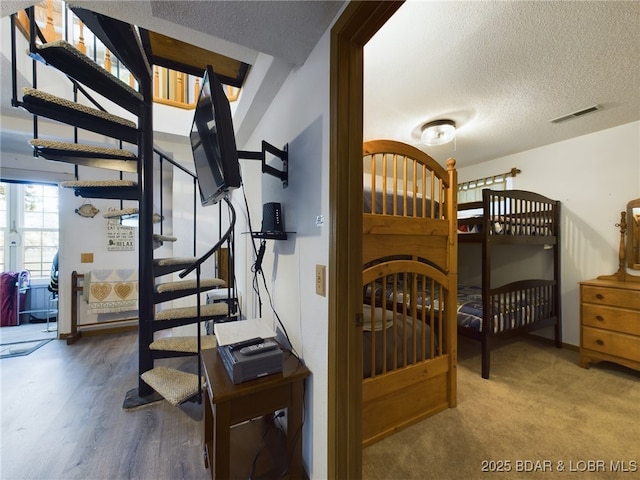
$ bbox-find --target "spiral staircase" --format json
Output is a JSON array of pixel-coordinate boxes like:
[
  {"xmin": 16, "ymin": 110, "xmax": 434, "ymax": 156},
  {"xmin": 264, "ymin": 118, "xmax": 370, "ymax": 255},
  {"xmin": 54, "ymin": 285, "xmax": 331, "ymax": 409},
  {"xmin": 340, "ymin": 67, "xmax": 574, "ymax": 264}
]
[{"xmin": 10, "ymin": 6, "xmax": 239, "ymax": 408}]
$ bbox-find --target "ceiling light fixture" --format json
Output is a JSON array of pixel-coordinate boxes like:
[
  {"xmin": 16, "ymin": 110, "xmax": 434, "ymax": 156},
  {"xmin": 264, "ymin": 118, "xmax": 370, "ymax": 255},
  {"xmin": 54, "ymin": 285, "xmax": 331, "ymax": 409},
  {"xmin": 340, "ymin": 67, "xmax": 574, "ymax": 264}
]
[{"xmin": 421, "ymin": 119, "xmax": 456, "ymax": 146}]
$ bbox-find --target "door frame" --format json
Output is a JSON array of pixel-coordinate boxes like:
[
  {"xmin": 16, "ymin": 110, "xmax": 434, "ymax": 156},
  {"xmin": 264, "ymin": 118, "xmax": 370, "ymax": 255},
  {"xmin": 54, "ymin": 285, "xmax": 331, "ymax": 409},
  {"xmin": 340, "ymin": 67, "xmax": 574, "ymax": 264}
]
[{"xmin": 328, "ymin": 2, "xmax": 404, "ymax": 478}]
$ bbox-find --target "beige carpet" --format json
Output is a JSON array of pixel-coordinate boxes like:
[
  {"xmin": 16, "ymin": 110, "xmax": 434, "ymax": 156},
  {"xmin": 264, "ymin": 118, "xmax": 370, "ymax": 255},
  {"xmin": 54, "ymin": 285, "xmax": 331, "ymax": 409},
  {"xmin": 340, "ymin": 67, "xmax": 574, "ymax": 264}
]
[{"xmin": 363, "ymin": 336, "xmax": 640, "ymax": 479}]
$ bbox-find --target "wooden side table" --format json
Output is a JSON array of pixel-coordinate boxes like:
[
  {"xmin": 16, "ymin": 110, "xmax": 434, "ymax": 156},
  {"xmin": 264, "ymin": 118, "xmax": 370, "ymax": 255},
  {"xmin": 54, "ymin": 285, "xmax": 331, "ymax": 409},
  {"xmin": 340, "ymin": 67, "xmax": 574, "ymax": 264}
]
[{"xmin": 201, "ymin": 347, "xmax": 310, "ymax": 479}]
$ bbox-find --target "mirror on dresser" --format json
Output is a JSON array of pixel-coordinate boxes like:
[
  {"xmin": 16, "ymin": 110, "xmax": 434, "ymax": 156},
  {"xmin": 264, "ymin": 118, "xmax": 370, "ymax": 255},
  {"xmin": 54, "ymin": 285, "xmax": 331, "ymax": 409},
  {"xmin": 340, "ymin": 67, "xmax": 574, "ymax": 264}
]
[
  {"xmin": 627, "ymin": 197, "xmax": 640, "ymax": 270},
  {"xmin": 598, "ymin": 199, "xmax": 640, "ymax": 283},
  {"xmin": 579, "ymin": 198, "xmax": 640, "ymax": 372}
]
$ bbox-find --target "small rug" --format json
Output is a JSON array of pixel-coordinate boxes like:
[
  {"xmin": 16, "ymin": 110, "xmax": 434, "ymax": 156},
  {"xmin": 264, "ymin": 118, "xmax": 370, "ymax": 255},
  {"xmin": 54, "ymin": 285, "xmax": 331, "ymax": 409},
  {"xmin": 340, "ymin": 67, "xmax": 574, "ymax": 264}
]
[{"xmin": 0, "ymin": 339, "xmax": 52, "ymax": 359}]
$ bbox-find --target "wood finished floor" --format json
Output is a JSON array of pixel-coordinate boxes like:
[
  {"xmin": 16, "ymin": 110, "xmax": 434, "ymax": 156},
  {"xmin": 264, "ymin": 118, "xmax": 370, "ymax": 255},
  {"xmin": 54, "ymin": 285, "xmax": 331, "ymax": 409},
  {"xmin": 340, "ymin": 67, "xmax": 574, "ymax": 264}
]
[{"xmin": 0, "ymin": 330, "xmax": 211, "ymax": 480}]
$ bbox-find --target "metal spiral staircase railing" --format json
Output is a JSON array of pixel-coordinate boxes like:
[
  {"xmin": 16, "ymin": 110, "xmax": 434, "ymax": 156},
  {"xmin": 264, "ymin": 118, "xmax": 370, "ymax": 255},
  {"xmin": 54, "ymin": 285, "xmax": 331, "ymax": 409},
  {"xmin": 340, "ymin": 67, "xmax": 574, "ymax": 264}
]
[{"xmin": 9, "ymin": 5, "xmax": 239, "ymax": 408}]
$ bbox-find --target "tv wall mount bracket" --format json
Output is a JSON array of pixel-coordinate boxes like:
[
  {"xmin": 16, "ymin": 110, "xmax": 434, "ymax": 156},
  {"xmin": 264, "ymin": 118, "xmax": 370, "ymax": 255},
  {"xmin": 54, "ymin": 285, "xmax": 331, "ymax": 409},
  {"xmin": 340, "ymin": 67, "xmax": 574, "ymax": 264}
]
[{"xmin": 238, "ymin": 141, "xmax": 288, "ymax": 188}]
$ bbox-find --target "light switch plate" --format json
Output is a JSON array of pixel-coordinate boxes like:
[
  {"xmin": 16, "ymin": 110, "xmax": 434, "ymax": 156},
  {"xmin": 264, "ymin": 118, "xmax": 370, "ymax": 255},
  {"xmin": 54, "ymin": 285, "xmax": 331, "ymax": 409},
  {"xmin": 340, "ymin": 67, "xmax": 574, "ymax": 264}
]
[{"xmin": 315, "ymin": 264, "xmax": 326, "ymax": 297}]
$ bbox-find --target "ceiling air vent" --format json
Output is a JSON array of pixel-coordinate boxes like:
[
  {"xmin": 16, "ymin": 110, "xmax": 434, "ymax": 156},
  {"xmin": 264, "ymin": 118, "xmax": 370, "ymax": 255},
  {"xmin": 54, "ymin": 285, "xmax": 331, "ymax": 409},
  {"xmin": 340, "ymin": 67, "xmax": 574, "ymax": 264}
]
[{"xmin": 549, "ymin": 105, "xmax": 601, "ymax": 124}]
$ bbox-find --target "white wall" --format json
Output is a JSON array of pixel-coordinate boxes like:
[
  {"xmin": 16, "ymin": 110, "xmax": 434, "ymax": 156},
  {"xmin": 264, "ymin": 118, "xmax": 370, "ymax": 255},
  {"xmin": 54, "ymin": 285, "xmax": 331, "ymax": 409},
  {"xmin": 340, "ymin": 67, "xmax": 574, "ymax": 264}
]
[
  {"xmin": 236, "ymin": 31, "xmax": 331, "ymax": 480},
  {"xmin": 58, "ymin": 173, "xmax": 139, "ymax": 333},
  {"xmin": 458, "ymin": 121, "xmax": 640, "ymax": 346}
]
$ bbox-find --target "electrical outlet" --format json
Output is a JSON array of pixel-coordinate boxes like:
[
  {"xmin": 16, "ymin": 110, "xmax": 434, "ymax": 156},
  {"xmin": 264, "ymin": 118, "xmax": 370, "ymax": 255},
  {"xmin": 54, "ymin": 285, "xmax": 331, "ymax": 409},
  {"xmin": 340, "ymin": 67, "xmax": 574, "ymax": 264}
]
[{"xmin": 315, "ymin": 264, "xmax": 326, "ymax": 297}]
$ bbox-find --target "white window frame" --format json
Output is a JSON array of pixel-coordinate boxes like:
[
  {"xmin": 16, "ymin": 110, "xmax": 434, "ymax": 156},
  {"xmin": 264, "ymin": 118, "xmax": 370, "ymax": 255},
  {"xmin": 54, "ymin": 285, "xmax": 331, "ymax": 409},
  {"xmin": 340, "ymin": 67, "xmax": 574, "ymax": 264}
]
[{"xmin": 1, "ymin": 182, "xmax": 59, "ymax": 278}]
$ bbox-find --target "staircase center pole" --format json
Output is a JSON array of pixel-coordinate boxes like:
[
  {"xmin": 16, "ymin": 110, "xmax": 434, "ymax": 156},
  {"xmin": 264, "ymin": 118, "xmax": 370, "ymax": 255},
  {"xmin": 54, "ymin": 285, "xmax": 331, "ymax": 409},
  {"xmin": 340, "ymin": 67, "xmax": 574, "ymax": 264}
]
[{"xmin": 137, "ymin": 72, "xmax": 155, "ymax": 398}]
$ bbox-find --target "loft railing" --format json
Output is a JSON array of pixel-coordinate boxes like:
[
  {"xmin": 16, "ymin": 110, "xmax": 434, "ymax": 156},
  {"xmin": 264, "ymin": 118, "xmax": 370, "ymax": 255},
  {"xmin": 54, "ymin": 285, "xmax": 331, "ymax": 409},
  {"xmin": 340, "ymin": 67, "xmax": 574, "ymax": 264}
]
[{"xmin": 14, "ymin": 0, "xmax": 239, "ymax": 108}]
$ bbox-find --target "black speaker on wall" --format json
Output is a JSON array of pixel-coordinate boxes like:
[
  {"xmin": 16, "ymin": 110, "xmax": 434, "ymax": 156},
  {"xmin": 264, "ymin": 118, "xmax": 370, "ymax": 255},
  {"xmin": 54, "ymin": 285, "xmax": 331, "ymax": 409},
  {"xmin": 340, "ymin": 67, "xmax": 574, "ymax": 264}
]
[{"xmin": 262, "ymin": 202, "xmax": 284, "ymax": 232}]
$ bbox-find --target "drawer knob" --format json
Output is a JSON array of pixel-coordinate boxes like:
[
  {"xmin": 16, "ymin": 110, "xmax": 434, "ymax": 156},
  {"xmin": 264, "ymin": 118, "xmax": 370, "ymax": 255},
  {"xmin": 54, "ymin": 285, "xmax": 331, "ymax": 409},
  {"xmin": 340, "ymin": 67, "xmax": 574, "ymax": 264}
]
[
  {"xmin": 596, "ymin": 339, "xmax": 605, "ymax": 346},
  {"xmin": 595, "ymin": 294, "xmax": 604, "ymax": 300},
  {"xmin": 595, "ymin": 315, "xmax": 604, "ymax": 322}
]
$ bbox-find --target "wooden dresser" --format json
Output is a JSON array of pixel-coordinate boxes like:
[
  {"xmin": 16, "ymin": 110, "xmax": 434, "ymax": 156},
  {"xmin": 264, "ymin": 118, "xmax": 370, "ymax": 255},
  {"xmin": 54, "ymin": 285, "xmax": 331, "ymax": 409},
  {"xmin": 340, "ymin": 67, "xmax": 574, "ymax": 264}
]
[{"xmin": 579, "ymin": 278, "xmax": 640, "ymax": 373}]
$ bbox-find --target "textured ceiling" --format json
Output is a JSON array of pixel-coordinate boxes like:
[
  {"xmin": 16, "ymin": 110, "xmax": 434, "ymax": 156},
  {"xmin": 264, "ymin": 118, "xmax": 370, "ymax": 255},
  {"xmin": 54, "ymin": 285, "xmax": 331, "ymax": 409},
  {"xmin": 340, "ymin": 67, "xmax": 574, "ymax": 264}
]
[
  {"xmin": 2, "ymin": 1, "xmax": 638, "ymax": 168},
  {"xmin": 148, "ymin": 0, "xmax": 343, "ymax": 67},
  {"xmin": 364, "ymin": 0, "xmax": 640, "ymax": 166}
]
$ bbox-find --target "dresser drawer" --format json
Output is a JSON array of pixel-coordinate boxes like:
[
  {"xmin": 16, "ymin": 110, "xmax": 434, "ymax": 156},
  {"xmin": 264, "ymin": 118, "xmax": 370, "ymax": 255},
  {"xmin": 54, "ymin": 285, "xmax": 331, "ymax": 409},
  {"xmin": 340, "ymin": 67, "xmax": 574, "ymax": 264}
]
[
  {"xmin": 581, "ymin": 285, "xmax": 640, "ymax": 309},
  {"xmin": 582, "ymin": 304, "xmax": 640, "ymax": 336},
  {"xmin": 582, "ymin": 326, "xmax": 640, "ymax": 362}
]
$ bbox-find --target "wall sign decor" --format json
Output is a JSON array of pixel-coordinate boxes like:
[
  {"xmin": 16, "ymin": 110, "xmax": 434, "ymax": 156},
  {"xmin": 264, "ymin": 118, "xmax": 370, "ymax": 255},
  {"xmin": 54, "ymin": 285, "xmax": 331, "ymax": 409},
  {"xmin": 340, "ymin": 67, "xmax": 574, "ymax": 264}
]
[{"xmin": 107, "ymin": 215, "xmax": 135, "ymax": 251}]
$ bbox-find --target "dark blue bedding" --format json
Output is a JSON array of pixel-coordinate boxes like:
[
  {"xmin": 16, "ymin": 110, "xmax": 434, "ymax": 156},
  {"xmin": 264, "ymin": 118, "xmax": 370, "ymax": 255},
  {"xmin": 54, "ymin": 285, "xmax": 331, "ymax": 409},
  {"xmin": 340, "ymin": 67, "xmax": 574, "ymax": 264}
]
[{"xmin": 365, "ymin": 280, "xmax": 549, "ymax": 335}]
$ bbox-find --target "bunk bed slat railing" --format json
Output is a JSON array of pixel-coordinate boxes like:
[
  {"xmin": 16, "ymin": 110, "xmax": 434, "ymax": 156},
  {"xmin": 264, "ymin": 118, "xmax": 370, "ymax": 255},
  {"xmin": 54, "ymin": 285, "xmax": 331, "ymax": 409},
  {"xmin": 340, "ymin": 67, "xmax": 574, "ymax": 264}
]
[
  {"xmin": 487, "ymin": 280, "xmax": 558, "ymax": 334},
  {"xmin": 363, "ymin": 262, "xmax": 452, "ymax": 379},
  {"xmin": 459, "ymin": 189, "xmax": 559, "ymax": 241},
  {"xmin": 364, "ymin": 151, "xmax": 447, "ymax": 221}
]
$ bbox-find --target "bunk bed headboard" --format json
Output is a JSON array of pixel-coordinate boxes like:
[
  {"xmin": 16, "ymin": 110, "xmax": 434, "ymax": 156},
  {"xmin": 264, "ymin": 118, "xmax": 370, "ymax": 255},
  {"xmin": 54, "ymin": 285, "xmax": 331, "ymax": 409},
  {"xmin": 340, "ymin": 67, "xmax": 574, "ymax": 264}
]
[{"xmin": 363, "ymin": 139, "xmax": 457, "ymax": 273}]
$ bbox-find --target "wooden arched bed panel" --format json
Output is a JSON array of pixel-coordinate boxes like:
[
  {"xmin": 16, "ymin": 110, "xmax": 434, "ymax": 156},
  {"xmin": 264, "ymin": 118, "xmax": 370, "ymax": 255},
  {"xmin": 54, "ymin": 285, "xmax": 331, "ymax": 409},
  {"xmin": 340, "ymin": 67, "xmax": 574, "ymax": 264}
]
[{"xmin": 361, "ymin": 140, "xmax": 457, "ymax": 446}]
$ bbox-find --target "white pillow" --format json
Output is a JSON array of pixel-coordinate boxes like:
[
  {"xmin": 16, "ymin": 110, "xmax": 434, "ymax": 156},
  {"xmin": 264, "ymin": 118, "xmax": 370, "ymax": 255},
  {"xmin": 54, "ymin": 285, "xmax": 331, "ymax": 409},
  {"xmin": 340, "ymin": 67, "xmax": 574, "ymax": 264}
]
[{"xmin": 362, "ymin": 304, "xmax": 396, "ymax": 332}]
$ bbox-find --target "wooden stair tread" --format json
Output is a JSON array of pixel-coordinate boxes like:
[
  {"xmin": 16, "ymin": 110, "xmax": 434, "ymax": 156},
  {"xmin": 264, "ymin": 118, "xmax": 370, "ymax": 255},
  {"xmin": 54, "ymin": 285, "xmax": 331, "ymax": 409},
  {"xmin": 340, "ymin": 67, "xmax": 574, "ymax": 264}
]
[
  {"xmin": 32, "ymin": 39, "xmax": 143, "ymax": 115},
  {"xmin": 21, "ymin": 88, "xmax": 138, "ymax": 144},
  {"xmin": 140, "ymin": 367, "xmax": 202, "ymax": 406},
  {"xmin": 30, "ymin": 139, "xmax": 138, "ymax": 173},
  {"xmin": 150, "ymin": 335, "xmax": 217, "ymax": 353}
]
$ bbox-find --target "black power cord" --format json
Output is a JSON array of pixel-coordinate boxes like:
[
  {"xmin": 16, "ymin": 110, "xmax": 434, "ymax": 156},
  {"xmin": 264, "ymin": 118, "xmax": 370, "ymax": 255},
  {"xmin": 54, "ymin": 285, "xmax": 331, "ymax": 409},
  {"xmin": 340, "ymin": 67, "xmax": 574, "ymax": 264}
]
[
  {"xmin": 253, "ymin": 239, "xmax": 266, "ymax": 274},
  {"xmin": 240, "ymin": 182, "xmax": 301, "ymax": 361}
]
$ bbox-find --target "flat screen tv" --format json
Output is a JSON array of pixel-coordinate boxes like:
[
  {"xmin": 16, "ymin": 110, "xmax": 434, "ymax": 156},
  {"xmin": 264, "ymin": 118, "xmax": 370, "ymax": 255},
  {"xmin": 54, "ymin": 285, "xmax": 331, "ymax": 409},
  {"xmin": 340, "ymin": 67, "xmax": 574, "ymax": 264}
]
[{"xmin": 190, "ymin": 65, "xmax": 241, "ymax": 206}]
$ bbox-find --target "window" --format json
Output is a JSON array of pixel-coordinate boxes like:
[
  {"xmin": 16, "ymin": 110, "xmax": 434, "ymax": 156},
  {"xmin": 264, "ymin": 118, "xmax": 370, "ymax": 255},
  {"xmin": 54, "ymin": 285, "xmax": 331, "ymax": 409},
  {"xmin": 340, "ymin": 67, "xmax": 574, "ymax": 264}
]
[
  {"xmin": 0, "ymin": 182, "xmax": 59, "ymax": 278},
  {"xmin": 457, "ymin": 168, "xmax": 520, "ymax": 204}
]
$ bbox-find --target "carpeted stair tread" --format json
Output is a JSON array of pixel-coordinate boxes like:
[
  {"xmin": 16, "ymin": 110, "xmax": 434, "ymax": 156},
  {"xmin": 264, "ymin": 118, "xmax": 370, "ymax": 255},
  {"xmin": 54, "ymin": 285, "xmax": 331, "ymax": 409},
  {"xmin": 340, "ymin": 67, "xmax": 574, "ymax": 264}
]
[
  {"xmin": 20, "ymin": 88, "xmax": 137, "ymax": 144},
  {"xmin": 206, "ymin": 288, "xmax": 234, "ymax": 301},
  {"xmin": 103, "ymin": 207, "xmax": 139, "ymax": 217},
  {"xmin": 103, "ymin": 208, "xmax": 162, "ymax": 223},
  {"xmin": 60, "ymin": 179, "xmax": 139, "ymax": 201},
  {"xmin": 153, "ymin": 257, "xmax": 199, "ymax": 276},
  {"xmin": 155, "ymin": 278, "xmax": 225, "ymax": 293},
  {"xmin": 33, "ymin": 39, "xmax": 142, "ymax": 114},
  {"xmin": 61, "ymin": 179, "xmax": 137, "ymax": 187},
  {"xmin": 22, "ymin": 87, "xmax": 137, "ymax": 137},
  {"xmin": 29, "ymin": 139, "xmax": 139, "ymax": 173},
  {"xmin": 23, "ymin": 88, "xmax": 136, "ymax": 128},
  {"xmin": 150, "ymin": 335, "xmax": 217, "ymax": 353},
  {"xmin": 30, "ymin": 139, "xmax": 137, "ymax": 158},
  {"xmin": 155, "ymin": 302, "xmax": 231, "ymax": 321},
  {"xmin": 140, "ymin": 367, "xmax": 202, "ymax": 406},
  {"xmin": 153, "ymin": 234, "xmax": 177, "ymax": 242},
  {"xmin": 153, "ymin": 257, "xmax": 198, "ymax": 267}
]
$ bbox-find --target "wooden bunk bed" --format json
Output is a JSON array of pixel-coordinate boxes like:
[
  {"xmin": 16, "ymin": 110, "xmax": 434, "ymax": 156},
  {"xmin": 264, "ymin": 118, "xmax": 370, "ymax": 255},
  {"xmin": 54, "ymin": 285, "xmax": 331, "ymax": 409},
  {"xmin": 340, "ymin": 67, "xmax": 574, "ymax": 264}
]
[
  {"xmin": 361, "ymin": 140, "xmax": 458, "ymax": 446},
  {"xmin": 457, "ymin": 189, "xmax": 562, "ymax": 379}
]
